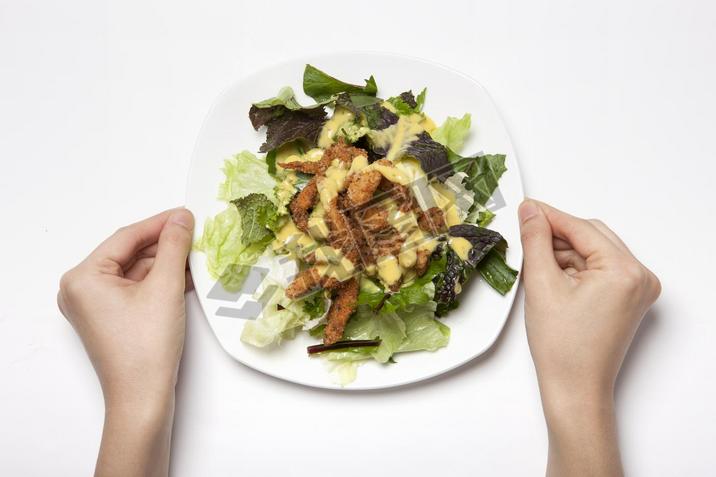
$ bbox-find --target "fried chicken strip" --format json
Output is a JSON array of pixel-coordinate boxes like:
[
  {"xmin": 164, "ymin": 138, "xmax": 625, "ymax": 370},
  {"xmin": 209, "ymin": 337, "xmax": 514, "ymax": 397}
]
[
  {"xmin": 345, "ymin": 169, "xmax": 382, "ymax": 208},
  {"xmin": 289, "ymin": 178, "xmax": 318, "ymax": 233},
  {"xmin": 285, "ymin": 267, "xmax": 341, "ymax": 299},
  {"xmin": 280, "ymin": 139, "xmax": 367, "ymax": 175},
  {"xmin": 323, "ymin": 278, "xmax": 359, "ymax": 345},
  {"xmin": 417, "ymin": 206, "xmax": 447, "ymax": 234},
  {"xmin": 415, "ymin": 249, "xmax": 432, "ymax": 277}
]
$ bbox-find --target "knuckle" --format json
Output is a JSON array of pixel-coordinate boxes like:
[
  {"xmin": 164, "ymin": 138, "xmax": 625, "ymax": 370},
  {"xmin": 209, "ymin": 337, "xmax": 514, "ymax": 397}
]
[
  {"xmin": 618, "ymin": 261, "xmax": 648, "ymax": 291},
  {"xmin": 59, "ymin": 269, "xmax": 83, "ymax": 300}
]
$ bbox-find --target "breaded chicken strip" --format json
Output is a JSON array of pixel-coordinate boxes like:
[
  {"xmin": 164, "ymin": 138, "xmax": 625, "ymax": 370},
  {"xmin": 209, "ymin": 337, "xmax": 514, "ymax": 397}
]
[
  {"xmin": 325, "ymin": 197, "xmax": 366, "ymax": 266},
  {"xmin": 289, "ymin": 178, "xmax": 318, "ymax": 232},
  {"xmin": 356, "ymin": 205, "xmax": 389, "ymax": 234},
  {"xmin": 323, "ymin": 139, "xmax": 367, "ymax": 166},
  {"xmin": 377, "ymin": 178, "xmax": 416, "ymax": 212},
  {"xmin": 280, "ymin": 139, "xmax": 367, "ymax": 175},
  {"xmin": 415, "ymin": 249, "xmax": 432, "ymax": 277},
  {"xmin": 345, "ymin": 169, "xmax": 382, "ymax": 208},
  {"xmin": 285, "ymin": 267, "xmax": 341, "ymax": 299},
  {"xmin": 323, "ymin": 277, "xmax": 359, "ymax": 345},
  {"xmin": 417, "ymin": 206, "xmax": 447, "ymax": 234}
]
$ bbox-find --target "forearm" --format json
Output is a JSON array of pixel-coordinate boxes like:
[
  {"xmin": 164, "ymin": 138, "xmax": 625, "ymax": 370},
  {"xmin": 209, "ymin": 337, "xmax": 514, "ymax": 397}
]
[
  {"xmin": 95, "ymin": 389, "xmax": 175, "ymax": 477},
  {"xmin": 539, "ymin": 383, "xmax": 623, "ymax": 477}
]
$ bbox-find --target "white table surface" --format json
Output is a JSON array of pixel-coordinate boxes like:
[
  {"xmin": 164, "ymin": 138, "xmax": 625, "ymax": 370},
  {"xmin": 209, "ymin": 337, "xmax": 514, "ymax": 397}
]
[{"xmin": 1, "ymin": 0, "xmax": 714, "ymax": 475}]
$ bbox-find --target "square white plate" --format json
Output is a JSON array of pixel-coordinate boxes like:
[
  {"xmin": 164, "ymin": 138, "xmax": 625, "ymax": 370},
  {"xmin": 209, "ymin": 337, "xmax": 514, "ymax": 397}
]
[{"xmin": 186, "ymin": 52, "xmax": 523, "ymax": 390}]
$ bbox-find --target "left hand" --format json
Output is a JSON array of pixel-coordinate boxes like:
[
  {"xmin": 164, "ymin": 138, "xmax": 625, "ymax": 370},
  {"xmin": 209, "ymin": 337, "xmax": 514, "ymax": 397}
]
[{"xmin": 57, "ymin": 208, "xmax": 194, "ymax": 408}]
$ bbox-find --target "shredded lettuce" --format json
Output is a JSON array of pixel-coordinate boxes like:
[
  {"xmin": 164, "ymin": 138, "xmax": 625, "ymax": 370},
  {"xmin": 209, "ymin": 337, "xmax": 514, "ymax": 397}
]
[
  {"xmin": 218, "ymin": 151, "xmax": 278, "ymax": 203},
  {"xmin": 382, "ymin": 254, "xmax": 446, "ymax": 313},
  {"xmin": 320, "ymin": 301, "xmax": 450, "ymax": 384},
  {"xmin": 241, "ymin": 279, "xmax": 313, "ymax": 347},
  {"xmin": 194, "ymin": 206, "xmax": 271, "ymax": 291},
  {"xmin": 431, "ymin": 113, "xmax": 471, "ymax": 153}
]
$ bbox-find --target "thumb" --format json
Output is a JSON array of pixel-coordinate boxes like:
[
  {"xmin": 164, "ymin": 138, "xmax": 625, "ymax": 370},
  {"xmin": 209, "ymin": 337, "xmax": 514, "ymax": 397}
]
[
  {"xmin": 518, "ymin": 199, "xmax": 561, "ymax": 287},
  {"xmin": 148, "ymin": 208, "xmax": 194, "ymax": 291}
]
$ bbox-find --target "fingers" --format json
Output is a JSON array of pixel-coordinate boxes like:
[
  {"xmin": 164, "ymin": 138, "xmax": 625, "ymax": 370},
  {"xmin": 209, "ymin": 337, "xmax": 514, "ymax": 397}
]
[
  {"xmin": 148, "ymin": 209, "xmax": 195, "ymax": 292},
  {"xmin": 125, "ymin": 257, "xmax": 155, "ymax": 281},
  {"xmin": 518, "ymin": 200, "xmax": 562, "ymax": 287},
  {"xmin": 537, "ymin": 202, "xmax": 620, "ymax": 262},
  {"xmin": 90, "ymin": 209, "xmax": 178, "ymax": 268},
  {"xmin": 588, "ymin": 219, "xmax": 632, "ymax": 256},
  {"xmin": 555, "ymin": 249, "xmax": 587, "ymax": 272}
]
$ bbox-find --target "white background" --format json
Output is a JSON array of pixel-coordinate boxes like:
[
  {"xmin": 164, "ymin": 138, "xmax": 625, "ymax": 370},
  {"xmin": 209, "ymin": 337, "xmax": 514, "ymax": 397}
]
[{"xmin": 1, "ymin": 0, "xmax": 714, "ymax": 475}]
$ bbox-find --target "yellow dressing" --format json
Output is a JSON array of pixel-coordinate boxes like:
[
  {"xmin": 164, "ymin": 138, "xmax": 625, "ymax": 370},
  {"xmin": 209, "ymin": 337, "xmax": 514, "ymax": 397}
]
[
  {"xmin": 273, "ymin": 220, "xmax": 318, "ymax": 256},
  {"xmin": 316, "ymin": 256, "xmax": 355, "ymax": 282},
  {"xmin": 429, "ymin": 182, "xmax": 462, "ymax": 226},
  {"xmin": 307, "ymin": 202, "xmax": 329, "ymax": 240},
  {"xmin": 398, "ymin": 245, "xmax": 417, "ymax": 268},
  {"xmin": 317, "ymin": 159, "xmax": 349, "ymax": 209},
  {"xmin": 377, "ymin": 255, "xmax": 401, "ymax": 286},
  {"xmin": 318, "ymin": 108, "xmax": 354, "ymax": 148},
  {"xmin": 449, "ymin": 237, "xmax": 473, "ymax": 261},
  {"xmin": 387, "ymin": 208, "xmax": 419, "ymax": 235},
  {"xmin": 348, "ymin": 155, "xmax": 369, "ymax": 174}
]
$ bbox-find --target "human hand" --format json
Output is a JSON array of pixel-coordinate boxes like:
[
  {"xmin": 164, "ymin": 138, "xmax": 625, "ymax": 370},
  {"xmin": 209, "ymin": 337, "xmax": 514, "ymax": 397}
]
[
  {"xmin": 518, "ymin": 199, "xmax": 660, "ymax": 476},
  {"xmin": 57, "ymin": 208, "xmax": 194, "ymax": 477},
  {"xmin": 58, "ymin": 208, "xmax": 194, "ymax": 405}
]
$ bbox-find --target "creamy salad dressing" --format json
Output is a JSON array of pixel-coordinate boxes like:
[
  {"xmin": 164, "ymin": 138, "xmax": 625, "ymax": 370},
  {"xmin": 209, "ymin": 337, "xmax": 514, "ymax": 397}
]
[{"xmin": 318, "ymin": 108, "xmax": 354, "ymax": 148}]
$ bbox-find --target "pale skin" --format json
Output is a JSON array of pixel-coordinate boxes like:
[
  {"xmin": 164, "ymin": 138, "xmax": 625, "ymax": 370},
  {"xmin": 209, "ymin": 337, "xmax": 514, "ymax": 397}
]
[{"xmin": 58, "ymin": 200, "xmax": 660, "ymax": 477}]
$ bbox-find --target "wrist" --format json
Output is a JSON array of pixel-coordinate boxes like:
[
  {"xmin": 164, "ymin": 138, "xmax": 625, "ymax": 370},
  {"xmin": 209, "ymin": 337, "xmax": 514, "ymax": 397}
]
[{"xmin": 538, "ymin": 376, "xmax": 615, "ymax": 428}]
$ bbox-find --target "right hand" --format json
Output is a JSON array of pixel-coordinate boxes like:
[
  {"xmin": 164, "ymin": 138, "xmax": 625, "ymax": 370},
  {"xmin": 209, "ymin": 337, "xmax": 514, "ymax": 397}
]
[{"xmin": 518, "ymin": 200, "xmax": 661, "ymax": 405}]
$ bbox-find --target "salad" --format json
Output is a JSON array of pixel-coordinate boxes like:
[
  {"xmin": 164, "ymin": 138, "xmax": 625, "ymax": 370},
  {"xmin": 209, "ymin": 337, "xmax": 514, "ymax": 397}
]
[{"xmin": 195, "ymin": 65, "xmax": 517, "ymax": 384}]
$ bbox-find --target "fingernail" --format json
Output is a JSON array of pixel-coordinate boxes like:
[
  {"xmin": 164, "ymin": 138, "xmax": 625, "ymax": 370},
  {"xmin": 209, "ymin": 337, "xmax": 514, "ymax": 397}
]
[
  {"xmin": 169, "ymin": 209, "xmax": 194, "ymax": 230},
  {"xmin": 519, "ymin": 200, "xmax": 540, "ymax": 224}
]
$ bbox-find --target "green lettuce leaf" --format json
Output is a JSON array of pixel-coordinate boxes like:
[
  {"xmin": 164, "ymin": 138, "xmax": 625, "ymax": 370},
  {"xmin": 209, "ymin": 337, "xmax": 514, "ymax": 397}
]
[
  {"xmin": 231, "ymin": 193, "xmax": 279, "ymax": 244},
  {"xmin": 218, "ymin": 151, "xmax": 278, "ymax": 203},
  {"xmin": 241, "ymin": 280, "xmax": 314, "ymax": 347},
  {"xmin": 357, "ymin": 277, "xmax": 385, "ymax": 308},
  {"xmin": 382, "ymin": 253, "xmax": 446, "ymax": 312},
  {"xmin": 341, "ymin": 307, "xmax": 407, "ymax": 363},
  {"xmin": 448, "ymin": 151, "xmax": 507, "ymax": 205},
  {"xmin": 194, "ymin": 206, "xmax": 271, "ymax": 291},
  {"xmin": 396, "ymin": 302, "xmax": 450, "ymax": 353},
  {"xmin": 386, "ymin": 88, "xmax": 427, "ymax": 115},
  {"xmin": 303, "ymin": 64, "xmax": 377, "ymax": 102},
  {"xmin": 302, "ymin": 293, "xmax": 327, "ymax": 319},
  {"xmin": 478, "ymin": 249, "xmax": 518, "ymax": 295},
  {"xmin": 432, "ymin": 113, "xmax": 471, "ymax": 153},
  {"xmin": 465, "ymin": 203, "xmax": 496, "ymax": 227}
]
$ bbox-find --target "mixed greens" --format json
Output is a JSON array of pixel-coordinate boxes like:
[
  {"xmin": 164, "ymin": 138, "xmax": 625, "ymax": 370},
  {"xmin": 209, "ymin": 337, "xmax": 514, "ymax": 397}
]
[{"xmin": 195, "ymin": 65, "xmax": 517, "ymax": 385}]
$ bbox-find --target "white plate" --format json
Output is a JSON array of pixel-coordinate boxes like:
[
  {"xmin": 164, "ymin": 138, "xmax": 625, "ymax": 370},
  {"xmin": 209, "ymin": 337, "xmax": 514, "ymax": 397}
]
[{"xmin": 186, "ymin": 52, "xmax": 523, "ymax": 390}]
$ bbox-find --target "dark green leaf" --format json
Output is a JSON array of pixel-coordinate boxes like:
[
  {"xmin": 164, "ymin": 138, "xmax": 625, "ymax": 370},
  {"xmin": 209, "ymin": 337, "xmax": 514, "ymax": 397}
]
[
  {"xmin": 406, "ymin": 132, "xmax": 454, "ymax": 181},
  {"xmin": 363, "ymin": 103, "xmax": 399, "ymax": 130},
  {"xmin": 448, "ymin": 151, "xmax": 507, "ymax": 205},
  {"xmin": 386, "ymin": 88, "xmax": 426, "ymax": 115},
  {"xmin": 231, "ymin": 193, "xmax": 279, "ymax": 244},
  {"xmin": 266, "ymin": 150, "xmax": 277, "ymax": 175},
  {"xmin": 448, "ymin": 224, "xmax": 506, "ymax": 266},
  {"xmin": 303, "ymin": 64, "xmax": 378, "ymax": 102},
  {"xmin": 302, "ymin": 294, "xmax": 326, "ymax": 319},
  {"xmin": 478, "ymin": 249, "xmax": 518, "ymax": 295}
]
